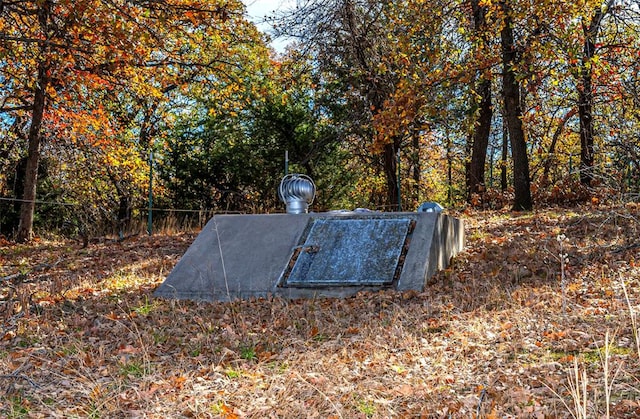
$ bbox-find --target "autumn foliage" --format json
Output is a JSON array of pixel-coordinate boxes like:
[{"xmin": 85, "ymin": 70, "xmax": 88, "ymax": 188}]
[
  {"xmin": 1, "ymin": 0, "xmax": 268, "ymax": 240},
  {"xmin": 0, "ymin": 0, "xmax": 639, "ymax": 237}
]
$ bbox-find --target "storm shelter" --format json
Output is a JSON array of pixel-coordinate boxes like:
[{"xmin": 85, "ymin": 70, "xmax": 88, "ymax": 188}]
[{"xmin": 154, "ymin": 211, "xmax": 464, "ymax": 302}]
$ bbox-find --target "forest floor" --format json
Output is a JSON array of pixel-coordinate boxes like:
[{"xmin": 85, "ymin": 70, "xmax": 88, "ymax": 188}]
[{"xmin": 1, "ymin": 202, "xmax": 640, "ymax": 418}]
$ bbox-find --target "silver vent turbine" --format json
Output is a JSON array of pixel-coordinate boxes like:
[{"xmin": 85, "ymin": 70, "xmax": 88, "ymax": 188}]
[{"xmin": 278, "ymin": 174, "xmax": 316, "ymax": 214}]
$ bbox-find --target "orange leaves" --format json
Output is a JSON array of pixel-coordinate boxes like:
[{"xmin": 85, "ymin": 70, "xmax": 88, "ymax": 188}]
[
  {"xmin": 543, "ymin": 329, "xmax": 568, "ymax": 341},
  {"xmin": 105, "ymin": 311, "xmax": 120, "ymax": 321},
  {"xmin": 1, "ymin": 205, "xmax": 639, "ymax": 416},
  {"xmin": 217, "ymin": 403, "xmax": 240, "ymax": 419},
  {"xmin": 183, "ymin": 10, "xmax": 199, "ymax": 26},
  {"xmin": 371, "ymin": 88, "xmax": 423, "ymax": 153}
]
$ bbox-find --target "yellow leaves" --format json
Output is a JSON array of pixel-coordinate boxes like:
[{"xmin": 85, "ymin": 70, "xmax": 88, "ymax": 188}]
[{"xmin": 45, "ymin": 84, "xmax": 58, "ymax": 100}]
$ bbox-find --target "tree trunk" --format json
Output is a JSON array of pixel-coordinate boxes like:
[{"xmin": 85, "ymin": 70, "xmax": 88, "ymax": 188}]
[
  {"xmin": 501, "ymin": 113, "xmax": 509, "ymax": 191},
  {"xmin": 467, "ymin": 0, "xmax": 492, "ymax": 201},
  {"xmin": 383, "ymin": 141, "xmax": 399, "ymax": 210},
  {"xmin": 578, "ymin": 0, "xmax": 613, "ymax": 185},
  {"xmin": 342, "ymin": 0, "xmax": 400, "ymax": 210},
  {"xmin": 412, "ymin": 126, "xmax": 420, "ymax": 205},
  {"xmin": 467, "ymin": 78, "xmax": 492, "ymax": 198},
  {"xmin": 447, "ymin": 136, "xmax": 453, "ymax": 204},
  {"xmin": 578, "ymin": 52, "xmax": 595, "ymax": 185},
  {"xmin": 501, "ymin": 3, "xmax": 532, "ymax": 211},
  {"xmin": 16, "ymin": 62, "xmax": 48, "ymax": 242},
  {"xmin": 16, "ymin": 2, "xmax": 51, "ymax": 242}
]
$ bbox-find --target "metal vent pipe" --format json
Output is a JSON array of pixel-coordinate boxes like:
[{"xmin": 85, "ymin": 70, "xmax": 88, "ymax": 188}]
[{"xmin": 278, "ymin": 174, "xmax": 316, "ymax": 214}]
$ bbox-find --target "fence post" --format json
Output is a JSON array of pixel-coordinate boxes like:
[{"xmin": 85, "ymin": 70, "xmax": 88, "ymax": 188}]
[{"xmin": 147, "ymin": 151, "xmax": 153, "ymax": 236}]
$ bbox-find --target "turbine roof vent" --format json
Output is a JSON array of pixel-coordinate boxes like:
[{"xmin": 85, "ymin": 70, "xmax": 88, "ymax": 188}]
[{"xmin": 278, "ymin": 174, "xmax": 316, "ymax": 214}]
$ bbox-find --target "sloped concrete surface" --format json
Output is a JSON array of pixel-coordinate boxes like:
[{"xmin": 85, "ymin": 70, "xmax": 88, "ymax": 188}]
[{"xmin": 154, "ymin": 212, "xmax": 464, "ymax": 302}]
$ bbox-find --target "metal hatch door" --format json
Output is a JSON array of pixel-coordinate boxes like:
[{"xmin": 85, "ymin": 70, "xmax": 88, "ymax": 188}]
[{"xmin": 280, "ymin": 217, "xmax": 414, "ymax": 288}]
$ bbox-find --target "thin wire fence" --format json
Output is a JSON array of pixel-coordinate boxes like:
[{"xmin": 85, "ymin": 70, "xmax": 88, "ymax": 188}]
[
  {"xmin": 0, "ymin": 194, "xmax": 418, "ymax": 241},
  {"xmin": 0, "ymin": 196, "xmax": 252, "ymax": 240}
]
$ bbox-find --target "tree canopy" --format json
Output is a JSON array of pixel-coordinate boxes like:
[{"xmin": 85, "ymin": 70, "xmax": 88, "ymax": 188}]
[{"xmin": 1, "ymin": 0, "xmax": 639, "ymax": 240}]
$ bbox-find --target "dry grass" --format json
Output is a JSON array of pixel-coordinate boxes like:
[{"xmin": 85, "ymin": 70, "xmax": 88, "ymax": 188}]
[{"xmin": 1, "ymin": 203, "xmax": 640, "ymax": 417}]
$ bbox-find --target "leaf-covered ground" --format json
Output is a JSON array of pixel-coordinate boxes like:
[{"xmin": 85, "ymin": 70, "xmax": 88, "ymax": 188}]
[{"xmin": 1, "ymin": 204, "xmax": 640, "ymax": 418}]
